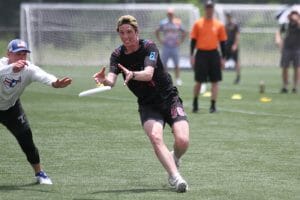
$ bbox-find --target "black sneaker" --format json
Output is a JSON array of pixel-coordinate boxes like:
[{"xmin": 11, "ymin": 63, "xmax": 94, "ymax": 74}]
[
  {"xmin": 234, "ymin": 76, "xmax": 240, "ymax": 84},
  {"xmin": 192, "ymin": 108, "xmax": 199, "ymax": 113},
  {"xmin": 292, "ymin": 88, "xmax": 297, "ymax": 93},
  {"xmin": 209, "ymin": 107, "xmax": 217, "ymax": 113},
  {"xmin": 280, "ymin": 88, "xmax": 288, "ymax": 93}
]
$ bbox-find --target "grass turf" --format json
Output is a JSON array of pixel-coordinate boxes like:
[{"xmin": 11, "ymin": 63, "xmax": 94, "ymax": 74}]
[{"xmin": 0, "ymin": 66, "xmax": 299, "ymax": 200}]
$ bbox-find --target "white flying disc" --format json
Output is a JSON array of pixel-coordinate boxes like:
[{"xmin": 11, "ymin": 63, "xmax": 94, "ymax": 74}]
[{"xmin": 79, "ymin": 86, "xmax": 111, "ymax": 97}]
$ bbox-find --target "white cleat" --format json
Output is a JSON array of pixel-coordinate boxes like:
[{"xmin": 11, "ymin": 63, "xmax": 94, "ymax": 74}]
[
  {"xmin": 168, "ymin": 174, "xmax": 188, "ymax": 193},
  {"xmin": 35, "ymin": 171, "xmax": 53, "ymax": 185}
]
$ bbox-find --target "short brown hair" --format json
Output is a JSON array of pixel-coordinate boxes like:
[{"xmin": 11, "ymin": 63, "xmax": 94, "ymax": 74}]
[{"xmin": 116, "ymin": 15, "xmax": 139, "ymax": 32}]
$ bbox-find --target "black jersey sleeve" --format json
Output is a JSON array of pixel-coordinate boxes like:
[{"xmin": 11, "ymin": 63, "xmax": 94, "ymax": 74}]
[
  {"xmin": 143, "ymin": 40, "xmax": 159, "ymax": 69},
  {"xmin": 109, "ymin": 46, "xmax": 122, "ymax": 75}
]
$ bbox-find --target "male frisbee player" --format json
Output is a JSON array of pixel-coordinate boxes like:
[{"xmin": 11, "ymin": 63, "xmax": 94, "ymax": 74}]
[
  {"xmin": 93, "ymin": 15, "xmax": 189, "ymax": 192},
  {"xmin": 0, "ymin": 39, "xmax": 72, "ymax": 184}
]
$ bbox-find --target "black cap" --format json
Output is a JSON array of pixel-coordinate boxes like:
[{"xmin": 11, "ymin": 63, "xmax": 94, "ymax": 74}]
[
  {"xmin": 205, "ymin": 0, "xmax": 214, "ymax": 7},
  {"xmin": 225, "ymin": 10, "xmax": 232, "ymax": 17}
]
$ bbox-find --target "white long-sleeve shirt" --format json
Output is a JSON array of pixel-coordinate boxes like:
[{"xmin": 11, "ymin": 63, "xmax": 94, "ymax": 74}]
[{"xmin": 0, "ymin": 57, "xmax": 57, "ymax": 110}]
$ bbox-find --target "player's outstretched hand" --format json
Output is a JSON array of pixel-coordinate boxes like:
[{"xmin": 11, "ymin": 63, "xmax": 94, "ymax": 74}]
[
  {"xmin": 117, "ymin": 63, "xmax": 133, "ymax": 86},
  {"xmin": 52, "ymin": 77, "xmax": 72, "ymax": 88},
  {"xmin": 93, "ymin": 67, "xmax": 106, "ymax": 84}
]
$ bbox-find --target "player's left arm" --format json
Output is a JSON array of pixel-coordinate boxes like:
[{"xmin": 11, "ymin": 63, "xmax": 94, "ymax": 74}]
[
  {"xmin": 219, "ymin": 24, "xmax": 228, "ymax": 67},
  {"xmin": 232, "ymin": 25, "xmax": 240, "ymax": 51},
  {"xmin": 118, "ymin": 41, "xmax": 158, "ymax": 85},
  {"xmin": 232, "ymin": 32, "xmax": 240, "ymax": 51},
  {"xmin": 176, "ymin": 18, "xmax": 187, "ymax": 44},
  {"xmin": 118, "ymin": 64, "xmax": 154, "ymax": 85},
  {"xmin": 52, "ymin": 77, "xmax": 72, "ymax": 88},
  {"xmin": 30, "ymin": 63, "xmax": 72, "ymax": 88},
  {"xmin": 180, "ymin": 28, "xmax": 187, "ymax": 44},
  {"xmin": 275, "ymin": 25, "xmax": 284, "ymax": 49}
]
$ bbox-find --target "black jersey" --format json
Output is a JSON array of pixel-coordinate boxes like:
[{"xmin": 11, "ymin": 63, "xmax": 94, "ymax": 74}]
[
  {"xmin": 280, "ymin": 23, "xmax": 300, "ymax": 50},
  {"xmin": 110, "ymin": 39, "xmax": 179, "ymax": 106},
  {"xmin": 225, "ymin": 21, "xmax": 240, "ymax": 47}
]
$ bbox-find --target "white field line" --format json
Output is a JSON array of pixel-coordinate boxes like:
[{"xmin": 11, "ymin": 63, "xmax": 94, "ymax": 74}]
[
  {"xmin": 218, "ymin": 107, "xmax": 297, "ymax": 119},
  {"xmin": 96, "ymin": 95, "xmax": 298, "ymax": 119}
]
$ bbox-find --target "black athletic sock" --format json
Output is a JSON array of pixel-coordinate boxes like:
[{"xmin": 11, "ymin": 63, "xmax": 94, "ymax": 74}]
[
  {"xmin": 210, "ymin": 100, "xmax": 216, "ymax": 109},
  {"xmin": 193, "ymin": 97, "xmax": 198, "ymax": 112}
]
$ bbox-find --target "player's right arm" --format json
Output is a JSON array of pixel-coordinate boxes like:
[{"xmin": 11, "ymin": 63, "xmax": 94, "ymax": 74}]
[
  {"xmin": 93, "ymin": 67, "xmax": 117, "ymax": 87},
  {"xmin": 29, "ymin": 63, "xmax": 72, "ymax": 88},
  {"xmin": 155, "ymin": 27, "xmax": 162, "ymax": 44},
  {"xmin": 190, "ymin": 39, "xmax": 196, "ymax": 68},
  {"xmin": 6, "ymin": 60, "xmax": 27, "ymax": 73},
  {"xmin": 275, "ymin": 24, "xmax": 286, "ymax": 49},
  {"xmin": 275, "ymin": 29, "xmax": 283, "ymax": 49}
]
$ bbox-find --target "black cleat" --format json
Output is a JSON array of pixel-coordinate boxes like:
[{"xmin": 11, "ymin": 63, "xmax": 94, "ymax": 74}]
[
  {"xmin": 209, "ymin": 107, "xmax": 217, "ymax": 113},
  {"xmin": 234, "ymin": 76, "xmax": 240, "ymax": 84},
  {"xmin": 280, "ymin": 88, "xmax": 288, "ymax": 93},
  {"xmin": 292, "ymin": 88, "xmax": 297, "ymax": 93},
  {"xmin": 192, "ymin": 108, "xmax": 199, "ymax": 113},
  {"xmin": 192, "ymin": 98, "xmax": 198, "ymax": 113}
]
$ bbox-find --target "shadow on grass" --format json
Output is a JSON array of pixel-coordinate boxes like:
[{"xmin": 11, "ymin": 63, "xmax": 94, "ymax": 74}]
[
  {"xmin": 90, "ymin": 187, "xmax": 171, "ymax": 194},
  {"xmin": 0, "ymin": 182, "xmax": 54, "ymax": 193}
]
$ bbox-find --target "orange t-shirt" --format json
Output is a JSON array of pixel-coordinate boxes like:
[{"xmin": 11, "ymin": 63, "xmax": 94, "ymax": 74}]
[{"xmin": 190, "ymin": 17, "xmax": 227, "ymax": 50}]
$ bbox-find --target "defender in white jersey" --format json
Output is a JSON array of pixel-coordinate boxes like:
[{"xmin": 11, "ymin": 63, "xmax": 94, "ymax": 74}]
[{"xmin": 0, "ymin": 39, "xmax": 72, "ymax": 185}]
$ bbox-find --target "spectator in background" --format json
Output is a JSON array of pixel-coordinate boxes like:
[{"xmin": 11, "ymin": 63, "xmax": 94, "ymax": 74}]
[
  {"xmin": 190, "ymin": 0, "xmax": 227, "ymax": 113},
  {"xmin": 275, "ymin": 10, "xmax": 300, "ymax": 93},
  {"xmin": 155, "ymin": 8, "xmax": 187, "ymax": 86},
  {"xmin": 225, "ymin": 11, "xmax": 241, "ymax": 84}
]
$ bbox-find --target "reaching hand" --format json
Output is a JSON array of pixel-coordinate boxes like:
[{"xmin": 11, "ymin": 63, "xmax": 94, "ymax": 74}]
[
  {"xmin": 12, "ymin": 60, "xmax": 27, "ymax": 73},
  {"xmin": 117, "ymin": 63, "xmax": 134, "ymax": 86},
  {"xmin": 52, "ymin": 77, "xmax": 72, "ymax": 88},
  {"xmin": 93, "ymin": 67, "xmax": 106, "ymax": 84}
]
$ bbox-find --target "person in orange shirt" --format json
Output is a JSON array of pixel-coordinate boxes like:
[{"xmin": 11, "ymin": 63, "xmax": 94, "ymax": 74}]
[{"xmin": 190, "ymin": 0, "xmax": 227, "ymax": 113}]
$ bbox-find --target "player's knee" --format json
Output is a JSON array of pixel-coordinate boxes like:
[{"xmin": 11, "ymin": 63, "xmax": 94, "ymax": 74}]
[
  {"xmin": 173, "ymin": 124, "xmax": 189, "ymax": 149},
  {"xmin": 175, "ymin": 134, "xmax": 189, "ymax": 149},
  {"xmin": 148, "ymin": 131, "xmax": 164, "ymax": 147}
]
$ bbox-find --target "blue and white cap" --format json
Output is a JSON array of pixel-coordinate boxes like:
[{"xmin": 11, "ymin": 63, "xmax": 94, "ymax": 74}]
[{"xmin": 7, "ymin": 39, "xmax": 31, "ymax": 53}]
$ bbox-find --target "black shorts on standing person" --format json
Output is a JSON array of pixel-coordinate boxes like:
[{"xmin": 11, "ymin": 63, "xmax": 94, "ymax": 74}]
[{"xmin": 194, "ymin": 49, "xmax": 222, "ymax": 83}]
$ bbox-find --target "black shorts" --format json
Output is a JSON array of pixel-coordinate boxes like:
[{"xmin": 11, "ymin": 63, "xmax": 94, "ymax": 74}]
[
  {"xmin": 138, "ymin": 96, "xmax": 187, "ymax": 127},
  {"xmin": 225, "ymin": 45, "xmax": 239, "ymax": 62},
  {"xmin": 0, "ymin": 100, "xmax": 30, "ymax": 133},
  {"xmin": 1, "ymin": 100, "xmax": 40, "ymax": 164},
  {"xmin": 280, "ymin": 49, "xmax": 300, "ymax": 68},
  {"xmin": 194, "ymin": 49, "xmax": 222, "ymax": 83}
]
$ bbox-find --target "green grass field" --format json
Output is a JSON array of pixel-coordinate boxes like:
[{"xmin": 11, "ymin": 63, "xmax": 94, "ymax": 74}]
[{"xmin": 0, "ymin": 66, "xmax": 299, "ymax": 200}]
